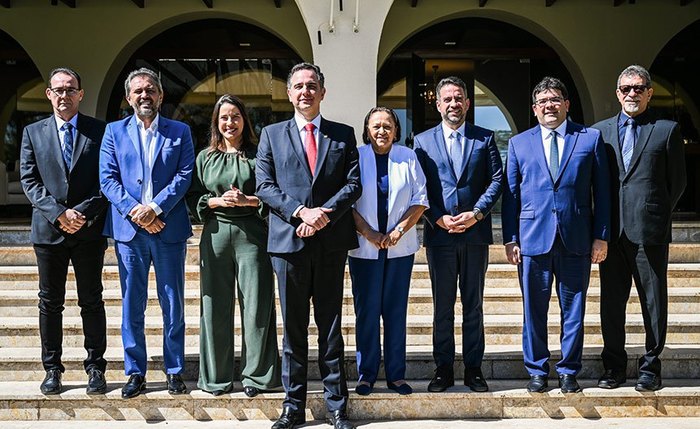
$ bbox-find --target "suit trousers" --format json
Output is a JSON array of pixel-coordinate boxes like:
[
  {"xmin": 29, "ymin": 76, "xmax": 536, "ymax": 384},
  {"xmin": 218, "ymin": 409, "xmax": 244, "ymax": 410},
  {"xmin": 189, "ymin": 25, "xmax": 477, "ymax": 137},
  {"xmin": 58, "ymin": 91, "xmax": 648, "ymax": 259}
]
[
  {"xmin": 197, "ymin": 217, "xmax": 280, "ymax": 394},
  {"xmin": 115, "ymin": 231, "xmax": 187, "ymax": 376},
  {"xmin": 600, "ymin": 232, "xmax": 668, "ymax": 376},
  {"xmin": 270, "ymin": 240, "xmax": 348, "ymax": 413},
  {"xmin": 35, "ymin": 238, "xmax": 108, "ymax": 373},
  {"xmin": 348, "ymin": 252, "xmax": 413, "ymax": 384},
  {"xmin": 427, "ymin": 242, "xmax": 488, "ymax": 372},
  {"xmin": 520, "ymin": 236, "xmax": 590, "ymax": 376}
]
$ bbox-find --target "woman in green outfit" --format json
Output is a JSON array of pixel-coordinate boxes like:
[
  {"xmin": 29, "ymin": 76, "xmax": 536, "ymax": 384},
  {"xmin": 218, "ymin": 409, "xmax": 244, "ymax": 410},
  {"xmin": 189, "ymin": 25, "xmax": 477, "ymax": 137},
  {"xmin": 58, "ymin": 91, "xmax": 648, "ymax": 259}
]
[{"xmin": 187, "ymin": 94, "xmax": 280, "ymax": 397}]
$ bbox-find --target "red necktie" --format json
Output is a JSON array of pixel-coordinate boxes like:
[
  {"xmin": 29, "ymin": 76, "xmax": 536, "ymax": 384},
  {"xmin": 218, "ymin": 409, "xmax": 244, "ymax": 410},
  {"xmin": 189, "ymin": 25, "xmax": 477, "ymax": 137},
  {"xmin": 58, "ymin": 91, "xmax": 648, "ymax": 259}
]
[{"xmin": 304, "ymin": 123, "xmax": 317, "ymax": 175}]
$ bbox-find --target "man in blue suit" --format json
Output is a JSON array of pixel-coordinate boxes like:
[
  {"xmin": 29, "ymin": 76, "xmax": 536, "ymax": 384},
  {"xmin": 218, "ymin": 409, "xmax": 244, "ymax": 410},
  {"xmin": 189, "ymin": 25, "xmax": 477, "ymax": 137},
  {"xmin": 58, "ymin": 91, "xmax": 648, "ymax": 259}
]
[
  {"xmin": 256, "ymin": 63, "xmax": 361, "ymax": 429},
  {"xmin": 502, "ymin": 77, "xmax": 611, "ymax": 393},
  {"xmin": 100, "ymin": 68, "xmax": 194, "ymax": 398},
  {"xmin": 414, "ymin": 76, "xmax": 502, "ymax": 393}
]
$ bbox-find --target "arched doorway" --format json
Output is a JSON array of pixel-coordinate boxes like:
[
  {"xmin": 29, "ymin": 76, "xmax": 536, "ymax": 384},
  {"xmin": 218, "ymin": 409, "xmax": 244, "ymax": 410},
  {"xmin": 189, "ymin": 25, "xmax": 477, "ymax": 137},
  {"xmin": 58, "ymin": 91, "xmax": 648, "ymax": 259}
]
[
  {"xmin": 0, "ymin": 29, "xmax": 44, "ymax": 208},
  {"xmin": 651, "ymin": 19, "xmax": 700, "ymax": 216},
  {"xmin": 105, "ymin": 19, "xmax": 302, "ymax": 152},
  {"xmin": 377, "ymin": 17, "xmax": 584, "ymax": 156}
]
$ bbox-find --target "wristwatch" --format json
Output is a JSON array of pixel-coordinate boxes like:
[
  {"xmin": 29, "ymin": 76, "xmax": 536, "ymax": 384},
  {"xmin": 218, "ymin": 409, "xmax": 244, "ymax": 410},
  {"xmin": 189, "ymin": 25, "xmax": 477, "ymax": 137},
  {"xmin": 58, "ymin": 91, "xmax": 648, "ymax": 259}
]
[
  {"xmin": 473, "ymin": 208, "xmax": 484, "ymax": 222},
  {"xmin": 396, "ymin": 226, "xmax": 405, "ymax": 236}
]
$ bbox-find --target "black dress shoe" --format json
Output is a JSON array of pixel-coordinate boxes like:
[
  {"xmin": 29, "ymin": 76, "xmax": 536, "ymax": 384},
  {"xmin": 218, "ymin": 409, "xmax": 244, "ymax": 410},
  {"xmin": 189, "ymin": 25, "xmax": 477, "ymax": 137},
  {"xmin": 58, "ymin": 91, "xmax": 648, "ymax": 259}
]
[
  {"xmin": 121, "ymin": 374, "xmax": 146, "ymax": 398},
  {"xmin": 526, "ymin": 375, "xmax": 548, "ymax": 393},
  {"xmin": 465, "ymin": 368, "xmax": 489, "ymax": 392},
  {"xmin": 243, "ymin": 386, "xmax": 260, "ymax": 397},
  {"xmin": 559, "ymin": 374, "xmax": 582, "ymax": 393},
  {"xmin": 327, "ymin": 410, "xmax": 355, "ymax": 429},
  {"xmin": 387, "ymin": 381, "xmax": 413, "ymax": 395},
  {"xmin": 598, "ymin": 369, "xmax": 626, "ymax": 389},
  {"xmin": 40, "ymin": 369, "xmax": 62, "ymax": 395},
  {"xmin": 86, "ymin": 368, "xmax": 107, "ymax": 394},
  {"xmin": 271, "ymin": 406, "xmax": 305, "ymax": 429},
  {"xmin": 427, "ymin": 367, "xmax": 454, "ymax": 392},
  {"xmin": 166, "ymin": 374, "xmax": 187, "ymax": 394},
  {"xmin": 635, "ymin": 373, "xmax": 662, "ymax": 392}
]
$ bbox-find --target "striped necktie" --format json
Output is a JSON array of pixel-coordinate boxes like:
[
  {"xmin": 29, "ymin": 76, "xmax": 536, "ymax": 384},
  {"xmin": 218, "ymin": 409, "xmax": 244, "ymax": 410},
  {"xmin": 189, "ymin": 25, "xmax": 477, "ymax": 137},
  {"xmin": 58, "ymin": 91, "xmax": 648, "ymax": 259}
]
[{"xmin": 61, "ymin": 122, "xmax": 73, "ymax": 170}]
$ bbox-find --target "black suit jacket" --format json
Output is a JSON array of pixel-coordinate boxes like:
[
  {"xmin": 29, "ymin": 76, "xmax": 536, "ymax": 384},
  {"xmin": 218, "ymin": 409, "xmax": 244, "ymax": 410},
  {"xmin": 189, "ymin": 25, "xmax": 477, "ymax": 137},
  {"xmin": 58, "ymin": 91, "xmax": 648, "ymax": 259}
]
[
  {"xmin": 592, "ymin": 111, "xmax": 686, "ymax": 245},
  {"xmin": 255, "ymin": 117, "xmax": 362, "ymax": 254},
  {"xmin": 20, "ymin": 113, "xmax": 108, "ymax": 244}
]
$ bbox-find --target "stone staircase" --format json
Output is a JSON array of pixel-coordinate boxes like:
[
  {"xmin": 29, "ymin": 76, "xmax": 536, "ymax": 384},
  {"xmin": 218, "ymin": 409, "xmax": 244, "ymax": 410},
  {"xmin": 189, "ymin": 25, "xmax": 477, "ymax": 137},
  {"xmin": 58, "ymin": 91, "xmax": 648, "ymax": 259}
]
[{"xmin": 1, "ymin": 222, "xmax": 700, "ymax": 421}]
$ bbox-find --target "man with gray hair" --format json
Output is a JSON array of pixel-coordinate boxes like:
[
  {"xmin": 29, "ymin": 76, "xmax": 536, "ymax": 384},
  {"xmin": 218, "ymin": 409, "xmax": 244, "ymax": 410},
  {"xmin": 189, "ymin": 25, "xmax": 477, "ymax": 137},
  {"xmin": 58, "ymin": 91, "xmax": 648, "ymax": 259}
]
[
  {"xmin": 100, "ymin": 67, "xmax": 195, "ymax": 398},
  {"xmin": 592, "ymin": 65, "xmax": 686, "ymax": 391}
]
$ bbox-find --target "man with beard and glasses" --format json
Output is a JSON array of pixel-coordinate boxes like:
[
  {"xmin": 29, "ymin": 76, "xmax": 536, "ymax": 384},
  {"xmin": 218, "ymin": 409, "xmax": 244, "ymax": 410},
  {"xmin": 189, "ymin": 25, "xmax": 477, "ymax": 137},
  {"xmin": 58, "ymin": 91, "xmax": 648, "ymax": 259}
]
[
  {"xmin": 99, "ymin": 67, "xmax": 195, "ymax": 398},
  {"xmin": 592, "ymin": 65, "xmax": 686, "ymax": 392},
  {"xmin": 414, "ymin": 76, "xmax": 502, "ymax": 393}
]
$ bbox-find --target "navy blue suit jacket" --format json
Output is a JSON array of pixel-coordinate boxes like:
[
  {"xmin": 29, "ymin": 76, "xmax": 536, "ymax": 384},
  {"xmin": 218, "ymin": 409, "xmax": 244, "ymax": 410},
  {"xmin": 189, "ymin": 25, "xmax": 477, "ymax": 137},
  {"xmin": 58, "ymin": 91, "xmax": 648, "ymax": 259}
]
[
  {"xmin": 502, "ymin": 121, "xmax": 611, "ymax": 256},
  {"xmin": 414, "ymin": 122, "xmax": 503, "ymax": 246},
  {"xmin": 99, "ymin": 115, "xmax": 194, "ymax": 243},
  {"xmin": 255, "ymin": 117, "xmax": 361, "ymax": 254}
]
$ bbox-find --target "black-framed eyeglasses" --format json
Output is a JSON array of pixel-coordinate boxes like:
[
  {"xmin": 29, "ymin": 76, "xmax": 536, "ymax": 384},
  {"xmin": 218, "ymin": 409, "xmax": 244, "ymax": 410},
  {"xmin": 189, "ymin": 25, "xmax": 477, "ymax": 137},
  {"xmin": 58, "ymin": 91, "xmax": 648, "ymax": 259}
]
[
  {"xmin": 533, "ymin": 97, "xmax": 564, "ymax": 107},
  {"xmin": 49, "ymin": 87, "xmax": 81, "ymax": 97},
  {"xmin": 618, "ymin": 85, "xmax": 648, "ymax": 95}
]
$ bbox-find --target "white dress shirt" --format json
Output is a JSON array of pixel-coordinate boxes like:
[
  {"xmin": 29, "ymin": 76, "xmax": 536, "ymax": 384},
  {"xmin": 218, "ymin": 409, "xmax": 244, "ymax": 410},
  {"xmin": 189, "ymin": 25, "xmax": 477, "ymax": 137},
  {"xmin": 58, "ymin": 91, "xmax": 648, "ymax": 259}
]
[
  {"xmin": 54, "ymin": 114, "xmax": 78, "ymax": 152},
  {"xmin": 441, "ymin": 121, "xmax": 467, "ymax": 162},
  {"xmin": 136, "ymin": 114, "xmax": 162, "ymax": 215},
  {"xmin": 540, "ymin": 121, "xmax": 567, "ymax": 167}
]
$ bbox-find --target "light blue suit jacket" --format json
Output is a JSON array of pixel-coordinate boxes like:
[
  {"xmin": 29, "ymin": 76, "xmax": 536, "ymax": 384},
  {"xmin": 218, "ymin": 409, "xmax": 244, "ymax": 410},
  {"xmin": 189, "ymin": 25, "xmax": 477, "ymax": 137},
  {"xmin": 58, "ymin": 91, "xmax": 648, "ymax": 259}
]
[
  {"xmin": 502, "ymin": 121, "xmax": 611, "ymax": 256},
  {"xmin": 99, "ymin": 115, "xmax": 194, "ymax": 243}
]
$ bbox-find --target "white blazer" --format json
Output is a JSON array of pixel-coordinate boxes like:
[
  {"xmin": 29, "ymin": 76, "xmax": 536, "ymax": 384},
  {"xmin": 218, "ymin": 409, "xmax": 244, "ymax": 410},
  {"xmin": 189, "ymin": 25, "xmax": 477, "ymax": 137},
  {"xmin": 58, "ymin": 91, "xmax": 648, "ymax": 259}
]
[{"xmin": 349, "ymin": 144, "xmax": 429, "ymax": 260}]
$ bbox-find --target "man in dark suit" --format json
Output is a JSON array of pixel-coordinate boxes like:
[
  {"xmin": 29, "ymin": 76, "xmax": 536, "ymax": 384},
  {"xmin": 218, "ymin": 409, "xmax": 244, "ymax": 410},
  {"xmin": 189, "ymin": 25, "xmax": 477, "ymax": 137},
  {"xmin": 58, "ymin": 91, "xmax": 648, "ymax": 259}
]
[
  {"xmin": 100, "ymin": 68, "xmax": 194, "ymax": 398},
  {"xmin": 502, "ymin": 77, "xmax": 610, "ymax": 393},
  {"xmin": 592, "ymin": 65, "xmax": 686, "ymax": 392},
  {"xmin": 256, "ymin": 63, "xmax": 361, "ymax": 429},
  {"xmin": 20, "ymin": 67, "xmax": 108, "ymax": 395},
  {"xmin": 413, "ymin": 76, "xmax": 502, "ymax": 393}
]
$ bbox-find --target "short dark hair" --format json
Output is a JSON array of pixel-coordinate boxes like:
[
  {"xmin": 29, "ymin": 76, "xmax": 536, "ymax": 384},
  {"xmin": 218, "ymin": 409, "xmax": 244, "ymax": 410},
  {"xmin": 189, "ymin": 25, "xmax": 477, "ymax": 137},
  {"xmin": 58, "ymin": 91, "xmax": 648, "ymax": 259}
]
[
  {"xmin": 287, "ymin": 62, "xmax": 325, "ymax": 89},
  {"xmin": 47, "ymin": 67, "xmax": 82, "ymax": 89},
  {"xmin": 124, "ymin": 67, "xmax": 163, "ymax": 95},
  {"xmin": 532, "ymin": 76, "xmax": 569, "ymax": 103},
  {"xmin": 208, "ymin": 94, "xmax": 257, "ymax": 155},
  {"xmin": 436, "ymin": 76, "xmax": 469, "ymax": 99},
  {"xmin": 362, "ymin": 106, "xmax": 402, "ymax": 144},
  {"xmin": 617, "ymin": 64, "xmax": 652, "ymax": 88}
]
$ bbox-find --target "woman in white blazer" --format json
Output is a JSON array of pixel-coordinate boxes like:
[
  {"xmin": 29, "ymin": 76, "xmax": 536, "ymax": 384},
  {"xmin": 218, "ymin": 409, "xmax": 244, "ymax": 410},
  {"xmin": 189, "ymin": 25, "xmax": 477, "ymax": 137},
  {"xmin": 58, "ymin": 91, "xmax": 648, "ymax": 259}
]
[{"xmin": 349, "ymin": 107, "xmax": 429, "ymax": 396}]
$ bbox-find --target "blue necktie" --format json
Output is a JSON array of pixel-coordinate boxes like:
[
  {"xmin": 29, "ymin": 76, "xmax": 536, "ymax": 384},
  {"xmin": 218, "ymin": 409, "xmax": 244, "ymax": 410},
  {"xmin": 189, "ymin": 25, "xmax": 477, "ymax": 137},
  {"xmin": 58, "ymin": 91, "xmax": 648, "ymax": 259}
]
[
  {"xmin": 548, "ymin": 131, "xmax": 559, "ymax": 179},
  {"xmin": 449, "ymin": 130, "xmax": 463, "ymax": 176},
  {"xmin": 61, "ymin": 123, "xmax": 73, "ymax": 170},
  {"xmin": 622, "ymin": 117, "xmax": 636, "ymax": 171}
]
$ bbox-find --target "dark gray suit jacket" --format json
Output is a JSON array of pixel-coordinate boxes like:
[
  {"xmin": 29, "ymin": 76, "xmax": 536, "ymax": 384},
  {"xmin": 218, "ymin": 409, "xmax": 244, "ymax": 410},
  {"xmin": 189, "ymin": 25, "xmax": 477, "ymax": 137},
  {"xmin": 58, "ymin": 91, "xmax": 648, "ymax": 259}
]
[
  {"xmin": 592, "ymin": 111, "xmax": 686, "ymax": 245},
  {"xmin": 255, "ymin": 117, "xmax": 361, "ymax": 254},
  {"xmin": 20, "ymin": 113, "xmax": 107, "ymax": 244}
]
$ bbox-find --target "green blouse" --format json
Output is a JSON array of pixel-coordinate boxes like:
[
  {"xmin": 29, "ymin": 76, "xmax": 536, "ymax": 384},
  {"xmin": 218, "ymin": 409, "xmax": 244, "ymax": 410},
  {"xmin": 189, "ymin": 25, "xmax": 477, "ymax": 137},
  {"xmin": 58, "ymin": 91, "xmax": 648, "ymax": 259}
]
[{"xmin": 187, "ymin": 148, "xmax": 265, "ymax": 223}]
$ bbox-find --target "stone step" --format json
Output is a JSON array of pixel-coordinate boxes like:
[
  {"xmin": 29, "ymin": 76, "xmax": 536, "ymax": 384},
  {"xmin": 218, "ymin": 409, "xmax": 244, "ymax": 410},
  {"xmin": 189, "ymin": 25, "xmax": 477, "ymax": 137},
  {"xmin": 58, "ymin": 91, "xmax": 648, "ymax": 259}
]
[
  {"xmin": 2, "ymin": 242, "xmax": 700, "ymax": 266},
  {"xmin": 1, "ymin": 345, "xmax": 697, "ymax": 382},
  {"xmin": 1, "ymin": 379, "xmax": 700, "ymax": 421},
  {"xmin": 1, "ymin": 313, "xmax": 699, "ymax": 348},
  {"xmin": 2, "ymin": 287, "xmax": 700, "ymax": 317}
]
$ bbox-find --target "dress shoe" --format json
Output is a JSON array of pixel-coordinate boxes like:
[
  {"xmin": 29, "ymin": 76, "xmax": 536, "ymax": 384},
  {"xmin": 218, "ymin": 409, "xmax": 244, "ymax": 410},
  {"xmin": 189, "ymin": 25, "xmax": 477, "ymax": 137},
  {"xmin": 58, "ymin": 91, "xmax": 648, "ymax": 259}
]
[
  {"xmin": 635, "ymin": 373, "xmax": 662, "ymax": 391},
  {"xmin": 327, "ymin": 410, "xmax": 355, "ymax": 429},
  {"xmin": 40, "ymin": 369, "xmax": 62, "ymax": 395},
  {"xmin": 558, "ymin": 374, "xmax": 582, "ymax": 393},
  {"xmin": 271, "ymin": 406, "xmax": 305, "ymax": 429},
  {"xmin": 86, "ymin": 368, "xmax": 107, "ymax": 395},
  {"xmin": 597, "ymin": 369, "xmax": 627, "ymax": 389},
  {"xmin": 166, "ymin": 374, "xmax": 187, "ymax": 394},
  {"xmin": 121, "ymin": 374, "xmax": 146, "ymax": 398},
  {"xmin": 427, "ymin": 368, "xmax": 454, "ymax": 392},
  {"xmin": 464, "ymin": 368, "xmax": 489, "ymax": 392},
  {"xmin": 526, "ymin": 375, "xmax": 548, "ymax": 393},
  {"xmin": 387, "ymin": 381, "xmax": 413, "ymax": 395},
  {"xmin": 354, "ymin": 383, "xmax": 373, "ymax": 396},
  {"xmin": 243, "ymin": 386, "xmax": 260, "ymax": 397}
]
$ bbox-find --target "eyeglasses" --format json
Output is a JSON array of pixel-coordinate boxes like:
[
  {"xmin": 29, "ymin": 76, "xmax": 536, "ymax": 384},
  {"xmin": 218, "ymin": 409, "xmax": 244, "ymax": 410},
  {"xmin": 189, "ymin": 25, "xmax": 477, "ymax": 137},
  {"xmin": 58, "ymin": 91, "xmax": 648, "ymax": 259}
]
[
  {"xmin": 533, "ymin": 97, "xmax": 564, "ymax": 107},
  {"xmin": 48, "ymin": 87, "xmax": 80, "ymax": 97},
  {"xmin": 618, "ymin": 85, "xmax": 648, "ymax": 95}
]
